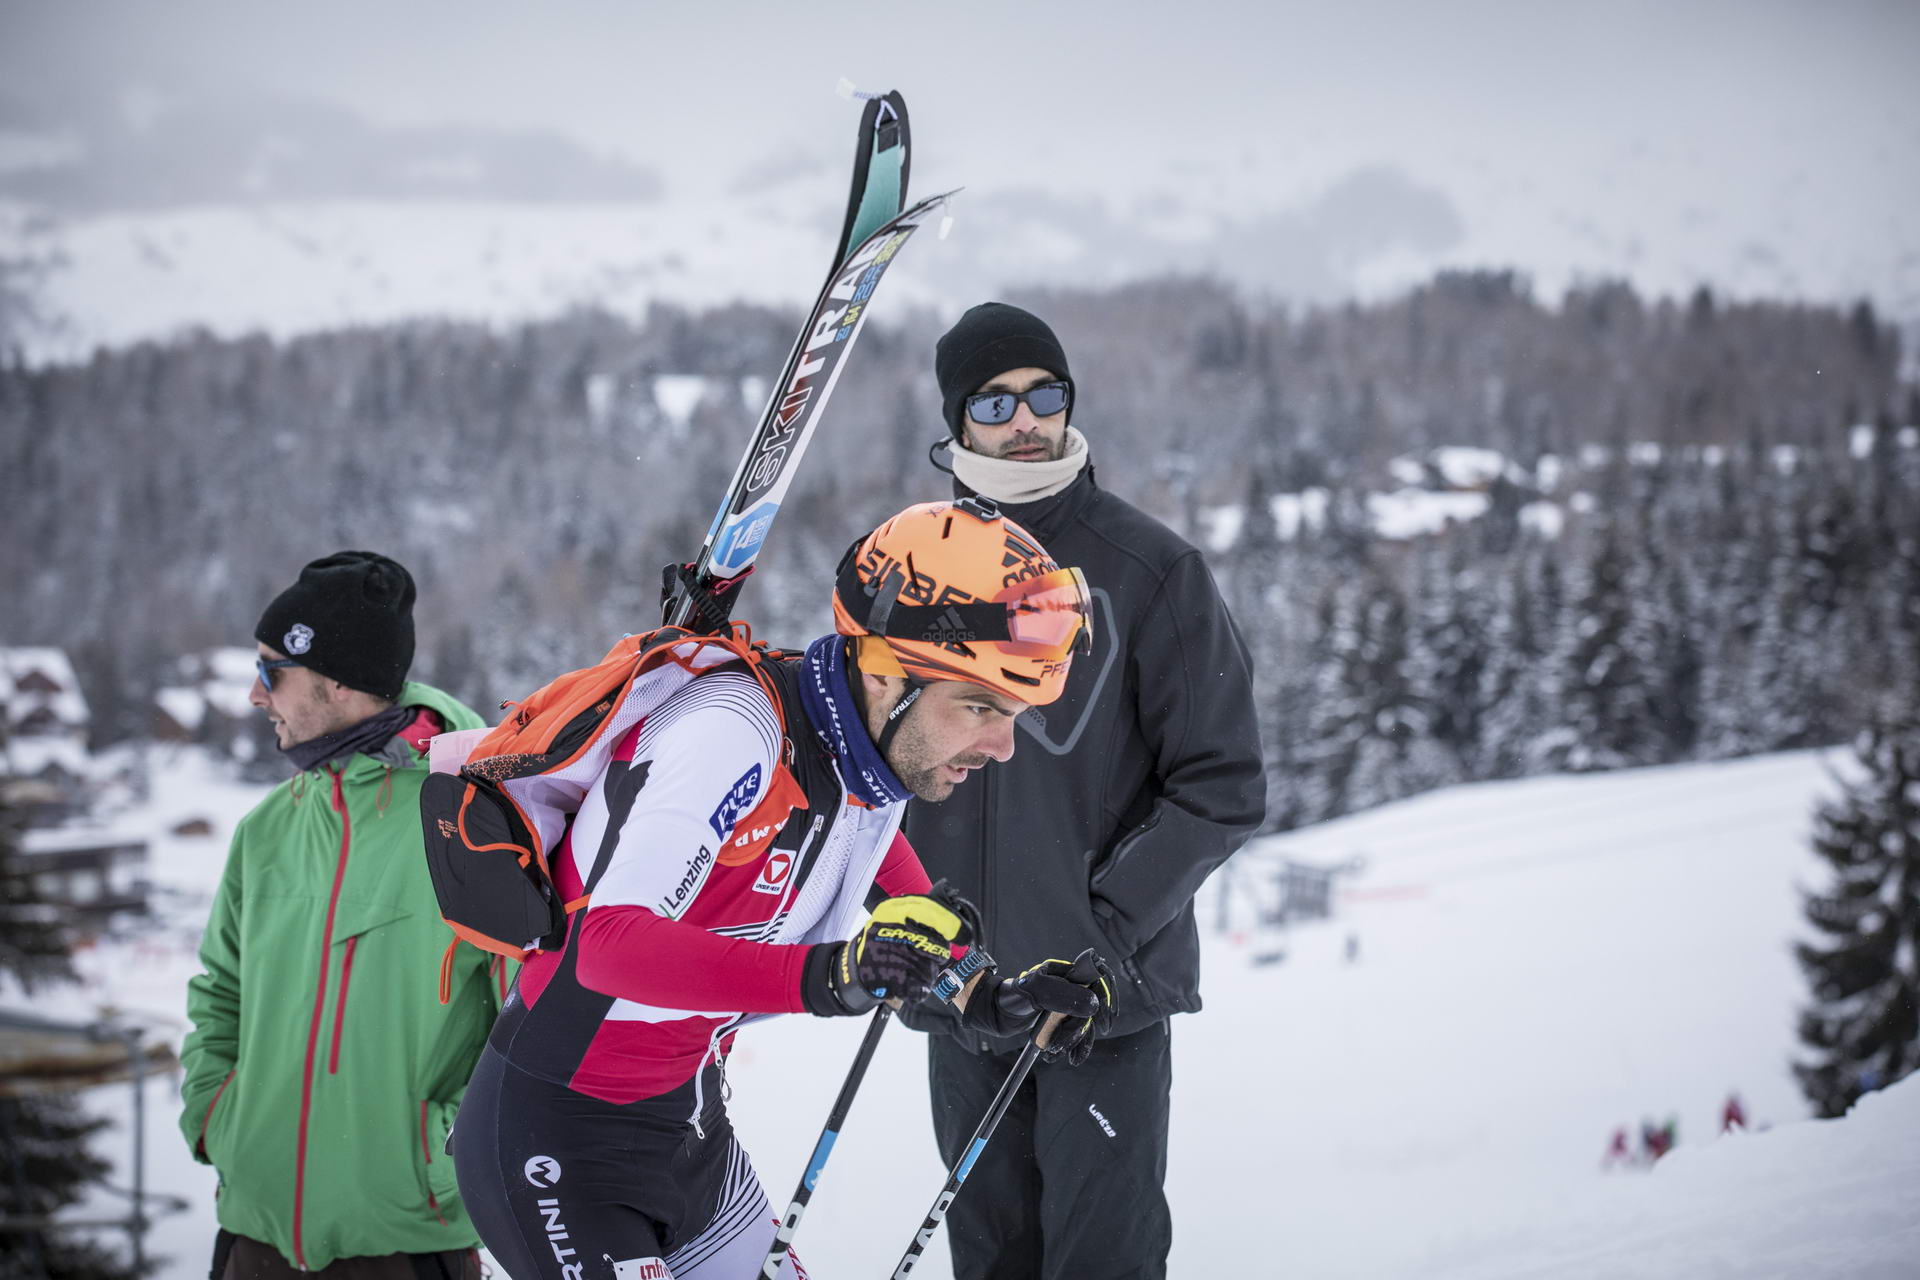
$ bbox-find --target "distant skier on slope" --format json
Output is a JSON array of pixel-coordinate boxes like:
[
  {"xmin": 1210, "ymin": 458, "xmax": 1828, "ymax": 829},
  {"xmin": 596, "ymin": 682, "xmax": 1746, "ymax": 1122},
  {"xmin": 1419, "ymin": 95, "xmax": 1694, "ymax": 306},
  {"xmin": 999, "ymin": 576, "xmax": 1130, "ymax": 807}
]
[
  {"xmin": 1601, "ymin": 1125, "xmax": 1633, "ymax": 1170},
  {"xmin": 448, "ymin": 501, "xmax": 1114, "ymax": 1279},
  {"xmin": 1640, "ymin": 1115, "xmax": 1678, "ymax": 1163}
]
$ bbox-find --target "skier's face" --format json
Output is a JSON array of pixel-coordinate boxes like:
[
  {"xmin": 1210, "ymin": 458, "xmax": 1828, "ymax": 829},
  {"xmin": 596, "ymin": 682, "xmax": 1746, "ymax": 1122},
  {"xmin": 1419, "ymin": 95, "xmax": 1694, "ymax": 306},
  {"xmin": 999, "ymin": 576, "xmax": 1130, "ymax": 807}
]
[
  {"xmin": 960, "ymin": 366, "xmax": 1070, "ymax": 462},
  {"xmin": 249, "ymin": 645, "xmax": 363, "ymax": 749},
  {"xmin": 869, "ymin": 678, "xmax": 1024, "ymax": 802}
]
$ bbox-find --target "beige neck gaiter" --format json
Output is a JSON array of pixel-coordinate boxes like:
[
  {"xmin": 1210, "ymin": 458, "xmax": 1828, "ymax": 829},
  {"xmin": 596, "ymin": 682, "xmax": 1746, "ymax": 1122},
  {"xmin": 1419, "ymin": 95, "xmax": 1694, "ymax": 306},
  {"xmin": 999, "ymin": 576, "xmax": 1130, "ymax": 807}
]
[{"xmin": 947, "ymin": 426, "xmax": 1091, "ymax": 505}]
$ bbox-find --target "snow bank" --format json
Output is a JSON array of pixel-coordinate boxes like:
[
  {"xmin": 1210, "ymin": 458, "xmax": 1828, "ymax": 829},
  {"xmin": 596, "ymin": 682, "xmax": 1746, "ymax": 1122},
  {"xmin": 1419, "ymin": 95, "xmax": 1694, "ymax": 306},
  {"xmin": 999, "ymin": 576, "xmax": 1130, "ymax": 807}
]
[
  {"xmin": 1421, "ymin": 1076, "xmax": 1920, "ymax": 1280},
  {"xmin": 21, "ymin": 746, "xmax": 1920, "ymax": 1279}
]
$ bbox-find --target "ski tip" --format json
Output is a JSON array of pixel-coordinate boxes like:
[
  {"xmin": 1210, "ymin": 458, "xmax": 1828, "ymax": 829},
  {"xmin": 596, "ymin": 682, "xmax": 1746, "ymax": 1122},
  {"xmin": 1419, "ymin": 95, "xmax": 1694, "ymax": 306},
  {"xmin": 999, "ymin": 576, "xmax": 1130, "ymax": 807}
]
[{"xmin": 939, "ymin": 214, "xmax": 955, "ymax": 241}]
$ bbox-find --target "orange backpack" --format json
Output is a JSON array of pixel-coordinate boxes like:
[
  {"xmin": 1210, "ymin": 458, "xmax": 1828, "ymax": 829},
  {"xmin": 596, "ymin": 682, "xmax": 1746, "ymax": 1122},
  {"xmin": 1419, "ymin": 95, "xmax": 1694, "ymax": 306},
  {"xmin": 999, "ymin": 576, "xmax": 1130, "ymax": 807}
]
[{"xmin": 419, "ymin": 625, "xmax": 806, "ymax": 995}]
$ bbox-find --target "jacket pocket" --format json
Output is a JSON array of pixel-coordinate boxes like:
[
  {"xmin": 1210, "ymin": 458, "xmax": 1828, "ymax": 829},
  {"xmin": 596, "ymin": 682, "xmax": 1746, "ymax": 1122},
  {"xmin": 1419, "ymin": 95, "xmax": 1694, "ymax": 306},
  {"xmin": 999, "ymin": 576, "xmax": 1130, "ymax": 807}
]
[
  {"xmin": 1087, "ymin": 889, "xmax": 1166, "ymax": 1027},
  {"xmin": 323, "ymin": 902, "xmax": 411, "ymax": 1076},
  {"xmin": 197, "ymin": 1067, "xmax": 239, "ymax": 1165},
  {"xmin": 418, "ymin": 1099, "xmax": 460, "ymax": 1214},
  {"xmin": 328, "ymin": 935, "xmax": 359, "ymax": 1074}
]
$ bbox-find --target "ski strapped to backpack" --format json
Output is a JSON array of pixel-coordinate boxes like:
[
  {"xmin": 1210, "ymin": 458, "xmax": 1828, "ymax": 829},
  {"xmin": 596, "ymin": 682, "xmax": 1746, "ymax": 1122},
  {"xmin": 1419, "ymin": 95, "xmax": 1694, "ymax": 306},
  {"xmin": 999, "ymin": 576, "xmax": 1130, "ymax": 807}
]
[
  {"xmin": 663, "ymin": 87, "xmax": 955, "ymax": 633},
  {"xmin": 419, "ymin": 625, "xmax": 811, "ymax": 999},
  {"xmin": 427, "ymin": 90, "xmax": 952, "ymax": 994}
]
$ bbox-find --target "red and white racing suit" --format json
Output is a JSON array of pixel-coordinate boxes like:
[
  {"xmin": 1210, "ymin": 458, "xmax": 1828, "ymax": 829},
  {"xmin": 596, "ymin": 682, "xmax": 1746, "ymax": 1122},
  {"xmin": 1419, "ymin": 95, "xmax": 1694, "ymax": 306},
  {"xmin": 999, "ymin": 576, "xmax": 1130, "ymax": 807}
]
[{"xmin": 451, "ymin": 651, "xmax": 930, "ymax": 1279}]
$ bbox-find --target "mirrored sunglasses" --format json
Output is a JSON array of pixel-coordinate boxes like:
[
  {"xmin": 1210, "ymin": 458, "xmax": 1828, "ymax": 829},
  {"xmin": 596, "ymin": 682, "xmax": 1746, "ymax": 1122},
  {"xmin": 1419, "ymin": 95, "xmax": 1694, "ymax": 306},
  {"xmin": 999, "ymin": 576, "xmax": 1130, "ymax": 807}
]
[
  {"xmin": 965, "ymin": 380, "xmax": 1071, "ymax": 427},
  {"xmin": 256, "ymin": 656, "xmax": 301, "ymax": 691}
]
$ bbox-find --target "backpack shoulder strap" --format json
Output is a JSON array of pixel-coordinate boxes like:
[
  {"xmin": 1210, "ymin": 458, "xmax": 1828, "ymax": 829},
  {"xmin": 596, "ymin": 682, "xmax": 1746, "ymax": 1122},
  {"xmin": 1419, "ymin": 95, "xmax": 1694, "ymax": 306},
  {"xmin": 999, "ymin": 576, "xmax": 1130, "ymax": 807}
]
[{"xmin": 757, "ymin": 651, "xmax": 843, "ymax": 813}]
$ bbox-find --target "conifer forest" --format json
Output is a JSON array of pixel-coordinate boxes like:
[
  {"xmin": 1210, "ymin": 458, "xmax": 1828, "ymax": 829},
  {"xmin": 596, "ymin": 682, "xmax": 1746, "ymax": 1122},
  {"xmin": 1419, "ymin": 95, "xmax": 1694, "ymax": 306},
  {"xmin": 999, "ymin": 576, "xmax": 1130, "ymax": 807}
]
[{"xmin": 7, "ymin": 272, "xmax": 1914, "ymax": 827}]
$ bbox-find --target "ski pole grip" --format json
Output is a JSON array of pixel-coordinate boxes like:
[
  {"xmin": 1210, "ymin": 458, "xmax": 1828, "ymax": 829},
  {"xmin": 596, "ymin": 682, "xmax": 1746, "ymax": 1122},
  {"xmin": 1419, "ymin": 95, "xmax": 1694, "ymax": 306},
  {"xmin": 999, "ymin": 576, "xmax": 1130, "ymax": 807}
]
[{"xmin": 1033, "ymin": 1011, "xmax": 1069, "ymax": 1052}]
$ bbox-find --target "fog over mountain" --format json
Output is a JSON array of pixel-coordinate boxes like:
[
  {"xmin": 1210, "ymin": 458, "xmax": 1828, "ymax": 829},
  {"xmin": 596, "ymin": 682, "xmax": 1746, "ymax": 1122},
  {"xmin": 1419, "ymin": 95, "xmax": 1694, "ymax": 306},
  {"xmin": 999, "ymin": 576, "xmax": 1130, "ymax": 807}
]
[
  {"xmin": 0, "ymin": 83, "xmax": 663, "ymax": 210},
  {"xmin": 0, "ymin": 0, "xmax": 1915, "ymax": 358}
]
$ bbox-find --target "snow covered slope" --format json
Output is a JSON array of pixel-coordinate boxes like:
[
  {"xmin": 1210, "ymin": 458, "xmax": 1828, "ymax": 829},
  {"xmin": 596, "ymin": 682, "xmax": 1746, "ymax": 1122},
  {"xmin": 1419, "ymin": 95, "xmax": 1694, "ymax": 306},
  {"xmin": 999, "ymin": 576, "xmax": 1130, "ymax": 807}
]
[{"xmin": 26, "ymin": 746, "xmax": 1919, "ymax": 1277}]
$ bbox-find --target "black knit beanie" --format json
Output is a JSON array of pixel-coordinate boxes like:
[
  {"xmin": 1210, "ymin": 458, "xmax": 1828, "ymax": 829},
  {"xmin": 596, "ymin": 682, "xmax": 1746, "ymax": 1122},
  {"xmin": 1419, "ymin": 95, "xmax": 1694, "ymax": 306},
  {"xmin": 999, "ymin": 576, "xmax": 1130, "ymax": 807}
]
[
  {"xmin": 934, "ymin": 302, "xmax": 1073, "ymax": 439},
  {"xmin": 254, "ymin": 551, "xmax": 416, "ymax": 700}
]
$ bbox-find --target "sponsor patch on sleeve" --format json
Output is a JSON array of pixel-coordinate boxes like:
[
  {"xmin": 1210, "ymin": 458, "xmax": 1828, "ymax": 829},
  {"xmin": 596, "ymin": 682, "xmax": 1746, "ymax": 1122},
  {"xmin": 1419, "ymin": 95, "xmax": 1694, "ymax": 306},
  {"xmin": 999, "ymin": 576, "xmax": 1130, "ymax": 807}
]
[
  {"xmin": 656, "ymin": 844, "xmax": 717, "ymax": 920},
  {"xmin": 708, "ymin": 763, "xmax": 764, "ymax": 839},
  {"xmin": 716, "ymin": 762, "xmax": 809, "ymax": 867}
]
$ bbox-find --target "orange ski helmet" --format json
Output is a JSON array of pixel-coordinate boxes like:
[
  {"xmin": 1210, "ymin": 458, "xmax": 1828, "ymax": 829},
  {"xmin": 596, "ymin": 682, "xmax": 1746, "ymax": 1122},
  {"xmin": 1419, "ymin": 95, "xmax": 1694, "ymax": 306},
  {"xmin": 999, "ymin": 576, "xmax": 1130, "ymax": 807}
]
[{"xmin": 833, "ymin": 497, "xmax": 1092, "ymax": 706}]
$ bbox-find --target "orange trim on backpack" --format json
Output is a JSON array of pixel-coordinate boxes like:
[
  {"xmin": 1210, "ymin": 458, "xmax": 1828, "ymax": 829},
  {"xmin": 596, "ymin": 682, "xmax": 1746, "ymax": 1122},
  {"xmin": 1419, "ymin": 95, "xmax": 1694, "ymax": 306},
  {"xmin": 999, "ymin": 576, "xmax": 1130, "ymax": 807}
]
[
  {"xmin": 429, "ymin": 624, "xmax": 798, "ymax": 978},
  {"xmin": 460, "ymin": 624, "xmax": 789, "ymax": 785},
  {"xmin": 455, "ymin": 784, "xmax": 532, "ymax": 858}
]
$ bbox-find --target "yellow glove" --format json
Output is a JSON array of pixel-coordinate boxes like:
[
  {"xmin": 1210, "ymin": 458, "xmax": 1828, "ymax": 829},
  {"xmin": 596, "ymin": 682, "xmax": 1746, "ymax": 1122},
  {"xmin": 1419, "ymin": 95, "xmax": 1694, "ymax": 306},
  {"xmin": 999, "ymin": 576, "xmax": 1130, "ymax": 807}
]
[{"xmin": 802, "ymin": 894, "xmax": 970, "ymax": 1016}]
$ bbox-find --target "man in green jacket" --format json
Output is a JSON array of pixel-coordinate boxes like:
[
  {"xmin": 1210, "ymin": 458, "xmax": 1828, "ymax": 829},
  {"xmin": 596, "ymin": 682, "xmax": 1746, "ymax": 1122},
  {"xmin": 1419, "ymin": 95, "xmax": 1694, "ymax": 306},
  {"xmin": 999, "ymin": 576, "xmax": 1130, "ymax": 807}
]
[{"xmin": 180, "ymin": 551, "xmax": 504, "ymax": 1279}]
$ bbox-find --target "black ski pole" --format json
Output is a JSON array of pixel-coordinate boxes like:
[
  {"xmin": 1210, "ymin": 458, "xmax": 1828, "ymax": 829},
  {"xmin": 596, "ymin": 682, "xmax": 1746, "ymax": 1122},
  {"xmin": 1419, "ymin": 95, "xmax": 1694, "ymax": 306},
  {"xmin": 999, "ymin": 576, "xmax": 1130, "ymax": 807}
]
[
  {"xmin": 761, "ymin": 1003, "xmax": 894, "ymax": 1278},
  {"xmin": 763, "ymin": 883, "xmax": 986, "ymax": 1276},
  {"xmin": 888, "ymin": 1013, "xmax": 1067, "ymax": 1277}
]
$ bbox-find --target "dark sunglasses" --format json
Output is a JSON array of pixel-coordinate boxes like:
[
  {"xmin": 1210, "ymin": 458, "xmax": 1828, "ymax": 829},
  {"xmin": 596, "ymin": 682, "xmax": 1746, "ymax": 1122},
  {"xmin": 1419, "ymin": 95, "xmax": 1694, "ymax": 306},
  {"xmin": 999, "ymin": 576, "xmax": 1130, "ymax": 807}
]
[
  {"xmin": 965, "ymin": 380, "xmax": 1071, "ymax": 427},
  {"xmin": 256, "ymin": 656, "xmax": 301, "ymax": 691}
]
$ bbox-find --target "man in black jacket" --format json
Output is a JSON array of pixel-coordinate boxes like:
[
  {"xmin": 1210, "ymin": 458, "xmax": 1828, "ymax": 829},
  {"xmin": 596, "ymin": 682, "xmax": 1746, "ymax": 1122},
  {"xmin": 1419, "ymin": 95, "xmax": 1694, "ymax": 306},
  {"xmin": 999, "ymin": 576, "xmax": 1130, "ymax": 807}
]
[{"xmin": 901, "ymin": 302, "xmax": 1267, "ymax": 1279}]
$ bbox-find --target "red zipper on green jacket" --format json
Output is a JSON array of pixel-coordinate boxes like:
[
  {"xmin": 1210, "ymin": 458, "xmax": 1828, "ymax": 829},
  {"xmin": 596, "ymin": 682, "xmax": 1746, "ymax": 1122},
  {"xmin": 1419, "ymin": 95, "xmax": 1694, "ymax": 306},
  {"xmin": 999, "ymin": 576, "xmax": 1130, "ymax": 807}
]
[
  {"xmin": 328, "ymin": 935, "xmax": 358, "ymax": 1074},
  {"xmin": 419, "ymin": 1102, "xmax": 448, "ymax": 1226},
  {"xmin": 293, "ymin": 765, "xmax": 354, "ymax": 1269},
  {"xmin": 196, "ymin": 1068, "xmax": 236, "ymax": 1157}
]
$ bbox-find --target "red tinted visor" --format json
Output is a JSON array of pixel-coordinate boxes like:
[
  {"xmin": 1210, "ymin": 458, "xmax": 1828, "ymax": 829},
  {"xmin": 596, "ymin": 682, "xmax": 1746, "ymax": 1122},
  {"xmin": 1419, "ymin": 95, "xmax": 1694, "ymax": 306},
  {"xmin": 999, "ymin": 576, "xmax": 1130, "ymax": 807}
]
[{"xmin": 996, "ymin": 567, "xmax": 1093, "ymax": 659}]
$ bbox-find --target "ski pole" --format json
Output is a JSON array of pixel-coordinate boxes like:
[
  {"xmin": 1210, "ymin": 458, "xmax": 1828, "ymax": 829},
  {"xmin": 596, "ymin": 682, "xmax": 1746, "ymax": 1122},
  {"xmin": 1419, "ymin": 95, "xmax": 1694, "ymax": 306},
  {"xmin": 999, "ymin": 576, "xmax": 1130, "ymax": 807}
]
[
  {"xmin": 761, "ymin": 1003, "xmax": 894, "ymax": 1278},
  {"xmin": 889, "ymin": 1013, "xmax": 1067, "ymax": 1278},
  {"xmin": 764, "ymin": 887, "xmax": 987, "ymax": 1277}
]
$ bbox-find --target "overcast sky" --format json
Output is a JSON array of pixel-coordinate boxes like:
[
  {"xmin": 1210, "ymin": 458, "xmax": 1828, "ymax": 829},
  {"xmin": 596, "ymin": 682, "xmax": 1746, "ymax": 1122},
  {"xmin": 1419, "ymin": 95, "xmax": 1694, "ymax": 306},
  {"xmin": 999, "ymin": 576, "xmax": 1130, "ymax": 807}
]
[{"xmin": 3, "ymin": 0, "xmax": 1917, "ymax": 315}]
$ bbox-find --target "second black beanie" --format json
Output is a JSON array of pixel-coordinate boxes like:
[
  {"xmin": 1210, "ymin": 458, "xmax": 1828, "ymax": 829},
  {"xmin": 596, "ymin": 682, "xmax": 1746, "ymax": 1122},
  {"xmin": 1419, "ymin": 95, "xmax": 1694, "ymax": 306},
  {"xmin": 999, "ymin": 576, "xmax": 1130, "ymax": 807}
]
[{"xmin": 934, "ymin": 302, "xmax": 1073, "ymax": 439}]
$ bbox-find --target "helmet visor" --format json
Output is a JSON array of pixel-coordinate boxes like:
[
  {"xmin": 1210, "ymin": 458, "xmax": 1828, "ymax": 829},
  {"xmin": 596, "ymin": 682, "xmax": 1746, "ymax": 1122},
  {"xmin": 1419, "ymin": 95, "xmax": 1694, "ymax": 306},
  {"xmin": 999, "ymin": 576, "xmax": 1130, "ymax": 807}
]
[{"xmin": 996, "ymin": 567, "xmax": 1093, "ymax": 659}]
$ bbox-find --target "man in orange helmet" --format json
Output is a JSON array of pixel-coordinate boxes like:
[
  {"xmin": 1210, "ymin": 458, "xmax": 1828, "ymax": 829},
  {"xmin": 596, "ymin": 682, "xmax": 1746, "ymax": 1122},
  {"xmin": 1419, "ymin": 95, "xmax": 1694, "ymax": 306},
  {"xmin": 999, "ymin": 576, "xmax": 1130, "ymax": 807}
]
[
  {"xmin": 903, "ymin": 302, "xmax": 1267, "ymax": 1280},
  {"xmin": 451, "ymin": 499, "xmax": 1113, "ymax": 1280}
]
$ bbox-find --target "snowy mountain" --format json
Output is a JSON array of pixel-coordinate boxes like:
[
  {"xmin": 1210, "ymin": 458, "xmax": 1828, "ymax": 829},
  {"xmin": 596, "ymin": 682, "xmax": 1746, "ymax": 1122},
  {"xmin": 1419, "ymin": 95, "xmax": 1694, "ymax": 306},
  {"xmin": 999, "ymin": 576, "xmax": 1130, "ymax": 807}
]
[
  {"xmin": 9, "ymin": 165, "xmax": 1913, "ymax": 368},
  {"xmin": 0, "ymin": 173, "xmax": 1470, "ymax": 363},
  {"xmin": 4, "ymin": 80, "xmax": 1915, "ymax": 364},
  {"xmin": 38, "ymin": 745, "xmax": 1919, "ymax": 1277}
]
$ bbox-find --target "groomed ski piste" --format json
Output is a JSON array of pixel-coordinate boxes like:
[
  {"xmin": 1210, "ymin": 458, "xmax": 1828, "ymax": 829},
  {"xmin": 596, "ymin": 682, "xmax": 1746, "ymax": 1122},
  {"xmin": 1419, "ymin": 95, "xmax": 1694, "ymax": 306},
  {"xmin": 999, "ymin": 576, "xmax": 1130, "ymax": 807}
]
[{"xmin": 25, "ymin": 745, "xmax": 1920, "ymax": 1278}]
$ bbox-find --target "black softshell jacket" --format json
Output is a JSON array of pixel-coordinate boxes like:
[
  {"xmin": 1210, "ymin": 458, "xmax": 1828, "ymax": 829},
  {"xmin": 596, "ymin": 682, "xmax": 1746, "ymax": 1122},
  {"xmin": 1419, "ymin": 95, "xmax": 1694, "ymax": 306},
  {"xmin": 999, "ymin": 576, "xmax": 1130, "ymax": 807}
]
[{"xmin": 901, "ymin": 466, "xmax": 1266, "ymax": 1045}]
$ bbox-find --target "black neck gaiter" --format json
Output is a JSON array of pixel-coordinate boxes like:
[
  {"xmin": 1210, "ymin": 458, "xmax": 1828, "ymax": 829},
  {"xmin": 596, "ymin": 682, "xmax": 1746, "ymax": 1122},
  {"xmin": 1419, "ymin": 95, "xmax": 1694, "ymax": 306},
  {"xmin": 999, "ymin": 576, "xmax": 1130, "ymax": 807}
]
[{"xmin": 283, "ymin": 701, "xmax": 416, "ymax": 773}]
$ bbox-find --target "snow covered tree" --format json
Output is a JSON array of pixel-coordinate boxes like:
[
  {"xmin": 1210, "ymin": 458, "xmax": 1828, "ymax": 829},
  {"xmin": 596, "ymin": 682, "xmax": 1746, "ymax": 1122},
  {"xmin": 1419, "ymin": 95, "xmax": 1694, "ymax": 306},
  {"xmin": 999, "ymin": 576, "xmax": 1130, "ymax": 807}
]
[
  {"xmin": 0, "ymin": 782, "xmax": 142, "ymax": 1280},
  {"xmin": 1793, "ymin": 711, "xmax": 1920, "ymax": 1118},
  {"xmin": 1543, "ymin": 527, "xmax": 1665, "ymax": 771},
  {"xmin": 1407, "ymin": 540, "xmax": 1488, "ymax": 778},
  {"xmin": 1476, "ymin": 545, "xmax": 1563, "ymax": 778},
  {"xmin": 1298, "ymin": 569, "xmax": 1452, "ymax": 821},
  {"xmin": 1646, "ymin": 554, "xmax": 1704, "ymax": 761},
  {"xmin": 1694, "ymin": 475, "xmax": 1777, "ymax": 759},
  {"xmin": 1226, "ymin": 459, "xmax": 1314, "ymax": 832}
]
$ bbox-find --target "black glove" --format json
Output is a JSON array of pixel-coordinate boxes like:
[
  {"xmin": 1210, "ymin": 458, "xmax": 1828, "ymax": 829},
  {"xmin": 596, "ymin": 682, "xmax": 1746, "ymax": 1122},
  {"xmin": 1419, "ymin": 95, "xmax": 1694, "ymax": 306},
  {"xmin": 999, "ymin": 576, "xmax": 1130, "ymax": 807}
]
[
  {"xmin": 960, "ymin": 948, "xmax": 1117, "ymax": 1066},
  {"xmin": 800, "ymin": 894, "xmax": 969, "ymax": 1017}
]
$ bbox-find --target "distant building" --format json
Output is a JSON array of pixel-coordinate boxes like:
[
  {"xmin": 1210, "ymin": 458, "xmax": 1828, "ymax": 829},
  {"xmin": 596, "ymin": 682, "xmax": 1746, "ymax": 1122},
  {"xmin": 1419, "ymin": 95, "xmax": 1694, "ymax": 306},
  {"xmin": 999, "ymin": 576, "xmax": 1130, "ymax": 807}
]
[
  {"xmin": 153, "ymin": 648, "xmax": 266, "ymax": 759},
  {"xmin": 1, "ymin": 648, "xmax": 93, "ymax": 815},
  {"xmin": 2, "ymin": 649, "xmax": 150, "ymax": 916},
  {"xmin": 15, "ymin": 826, "xmax": 150, "ymax": 922},
  {"xmin": 1272, "ymin": 860, "xmax": 1338, "ymax": 924}
]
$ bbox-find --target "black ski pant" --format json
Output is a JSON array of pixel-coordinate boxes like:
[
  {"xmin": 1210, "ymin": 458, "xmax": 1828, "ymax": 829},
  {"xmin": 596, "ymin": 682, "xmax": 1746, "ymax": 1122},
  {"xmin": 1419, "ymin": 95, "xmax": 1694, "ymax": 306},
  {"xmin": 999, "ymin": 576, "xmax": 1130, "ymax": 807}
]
[
  {"xmin": 926, "ymin": 1020, "xmax": 1172, "ymax": 1280},
  {"xmin": 449, "ymin": 1045, "xmax": 801, "ymax": 1279}
]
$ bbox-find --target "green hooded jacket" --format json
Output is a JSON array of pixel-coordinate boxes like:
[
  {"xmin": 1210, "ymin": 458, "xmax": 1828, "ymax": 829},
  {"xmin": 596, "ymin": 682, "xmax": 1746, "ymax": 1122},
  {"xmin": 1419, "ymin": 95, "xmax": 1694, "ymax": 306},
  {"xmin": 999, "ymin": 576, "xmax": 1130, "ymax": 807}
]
[{"xmin": 179, "ymin": 682, "xmax": 506, "ymax": 1270}]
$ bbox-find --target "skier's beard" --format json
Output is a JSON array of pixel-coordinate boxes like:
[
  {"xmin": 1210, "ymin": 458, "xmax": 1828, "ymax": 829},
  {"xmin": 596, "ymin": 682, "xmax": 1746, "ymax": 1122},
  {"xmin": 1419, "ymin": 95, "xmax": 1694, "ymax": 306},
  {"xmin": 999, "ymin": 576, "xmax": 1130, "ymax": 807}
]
[
  {"xmin": 885, "ymin": 712, "xmax": 994, "ymax": 803},
  {"xmin": 966, "ymin": 423, "xmax": 1069, "ymax": 462}
]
